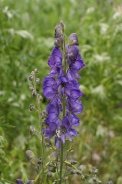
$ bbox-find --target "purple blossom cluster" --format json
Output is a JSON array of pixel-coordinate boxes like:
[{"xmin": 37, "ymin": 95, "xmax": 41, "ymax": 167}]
[{"xmin": 43, "ymin": 32, "xmax": 85, "ymax": 148}]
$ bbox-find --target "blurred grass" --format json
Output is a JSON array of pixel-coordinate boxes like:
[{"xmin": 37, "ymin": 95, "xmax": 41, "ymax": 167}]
[{"xmin": 0, "ymin": 0, "xmax": 122, "ymax": 183}]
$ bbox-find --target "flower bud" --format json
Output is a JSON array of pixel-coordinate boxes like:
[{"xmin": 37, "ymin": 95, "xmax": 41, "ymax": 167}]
[
  {"xmin": 47, "ymin": 171, "xmax": 52, "ymax": 177},
  {"xmin": 29, "ymin": 86, "xmax": 34, "ymax": 91},
  {"xmin": 88, "ymin": 169, "xmax": 93, "ymax": 174},
  {"xmin": 48, "ymin": 164, "xmax": 56, "ymax": 172},
  {"xmin": 69, "ymin": 33, "xmax": 79, "ymax": 46},
  {"xmin": 26, "ymin": 150, "xmax": 37, "ymax": 165},
  {"xmin": 29, "ymin": 104, "xmax": 35, "ymax": 111},
  {"xmin": 98, "ymin": 181, "xmax": 102, "ymax": 184},
  {"xmin": 60, "ymin": 20, "xmax": 65, "ymax": 32},
  {"xmin": 26, "ymin": 150, "xmax": 35, "ymax": 160},
  {"xmin": 54, "ymin": 25, "xmax": 62, "ymax": 38},
  {"xmin": 29, "ymin": 74, "xmax": 34, "ymax": 81},
  {"xmin": 107, "ymin": 181, "xmax": 113, "ymax": 184},
  {"xmin": 81, "ymin": 175, "xmax": 85, "ymax": 181},
  {"xmin": 70, "ymin": 160, "xmax": 77, "ymax": 165},
  {"xmin": 93, "ymin": 176, "xmax": 97, "ymax": 182},
  {"xmin": 70, "ymin": 170, "xmax": 81, "ymax": 175},
  {"xmin": 37, "ymin": 94, "xmax": 43, "ymax": 101},
  {"xmin": 30, "ymin": 125, "xmax": 36, "ymax": 135},
  {"xmin": 41, "ymin": 110, "xmax": 48, "ymax": 119},
  {"xmin": 32, "ymin": 90, "xmax": 37, "ymax": 97},
  {"xmin": 34, "ymin": 68, "xmax": 38, "ymax": 73},
  {"xmin": 27, "ymin": 180, "xmax": 34, "ymax": 184},
  {"xmin": 36, "ymin": 78, "xmax": 41, "ymax": 85},
  {"xmin": 49, "ymin": 151, "xmax": 58, "ymax": 161},
  {"xmin": 85, "ymin": 174, "xmax": 90, "ymax": 179},
  {"xmin": 45, "ymin": 137, "xmax": 52, "ymax": 147},
  {"xmin": 94, "ymin": 169, "xmax": 98, "ymax": 175}
]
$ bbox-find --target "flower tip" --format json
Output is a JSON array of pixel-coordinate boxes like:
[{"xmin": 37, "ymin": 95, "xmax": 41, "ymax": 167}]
[
  {"xmin": 60, "ymin": 20, "xmax": 65, "ymax": 31},
  {"xmin": 69, "ymin": 33, "xmax": 79, "ymax": 46},
  {"xmin": 54, "ymin": 25, "xmax": 62, "ymax": 38}
]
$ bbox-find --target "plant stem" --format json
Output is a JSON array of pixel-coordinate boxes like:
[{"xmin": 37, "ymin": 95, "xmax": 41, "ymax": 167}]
[
  {"xmin": 59, "ymin": 27, "xmax": 66, "ymax": 184},
  {"xmin": 59, "ymin": 142, "xmax": 64, "ymax": 184},
  {"xmin": 33, "ymin": 73, "xmax": 45, "ymax": 183}
]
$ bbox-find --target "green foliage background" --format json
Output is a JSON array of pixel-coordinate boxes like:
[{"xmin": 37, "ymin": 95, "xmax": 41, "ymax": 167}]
[{"xmin": 0, "ymin": 0, "xmax": 122, "ymax": 183}]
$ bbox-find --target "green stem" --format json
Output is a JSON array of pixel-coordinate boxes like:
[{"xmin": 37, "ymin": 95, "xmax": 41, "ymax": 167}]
[
  {"xmin": 59, "ymin": 28, "xmax": 67, "ymax": 184},
  {"xmin": 59, "ymin": 142, "xmax": 64, "ymax": 184},
  {"xmin": 33, "ymin": 73, "xmax": 45, "ymax": 183}
]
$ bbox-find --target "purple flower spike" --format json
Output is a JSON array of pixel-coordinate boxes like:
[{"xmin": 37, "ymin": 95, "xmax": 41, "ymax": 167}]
[
  {"xmin": 42, "ymin": 26, "xmax": 85, "ymax": 147},
  {"xmin": 48, "ymin": 47, "xmax": 63, "ymax": 76}
]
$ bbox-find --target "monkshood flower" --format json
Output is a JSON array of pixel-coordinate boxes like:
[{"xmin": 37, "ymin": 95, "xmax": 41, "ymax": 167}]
[
  {"xmin": 42, "ymin": 24, "xmax": 85, "ymax": 148},
  {"xmin": 48, "ymin": 47, "xmax": 63, "ymax": 77},
  {"xmin": 43, "ymin": 76, "xmax": 59, "ymax": 99},
  {"xmin": 16, "ymin": 179, "xmax": 34, "ymax": 184},
  {"xmin": 66, "ymin": 45, "xmax": 85, "ymax": 81},
  {"xmin": 59, "ymin": 75, "xmax": 83, "ymax": 100}
]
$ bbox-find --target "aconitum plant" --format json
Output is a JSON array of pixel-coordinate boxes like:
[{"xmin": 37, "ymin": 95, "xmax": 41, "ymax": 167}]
[{"xmin": 16, "ymin": 22, "xmax": 106, "ymax": 184}]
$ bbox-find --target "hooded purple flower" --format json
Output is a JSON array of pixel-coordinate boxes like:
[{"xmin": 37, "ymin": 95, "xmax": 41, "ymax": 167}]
[
  {"xmin": 48, "ymin": 47, "xmax": 63, "ymax": 77},
  {"xmin": 55, "ymin": 114, "xmax": 79, "ymax": 145},
  {"xmin": 67, "ymin": 99, "xmax": 83, "ymax": 114},
  {"xmin": 43, "ymin": 76, "xmax": 58, "ymax": 99},
  {"xmin": 57, "ymin": 75, "xmax": 83, "ymax": 100},
  {"xmin": 43, "ymin": 98, "xmax": 61, "ymax": 138},
  {"xmin": 66, "ymin": 45, "xmax": 85, "ymax": 80}
]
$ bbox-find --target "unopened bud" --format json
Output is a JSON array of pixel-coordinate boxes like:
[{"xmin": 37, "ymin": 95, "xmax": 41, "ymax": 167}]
[
  {"xmin": 29, "ymin": 74, "xmax": 34, "ymax": 81},
  {"xmin": 69, "ymin": 33, "xmax": 79, "ymax": 46},
  {"xmin": 94, "ymin": 169, "xmax": 98, "ymax": 175},
  {"xmin": 36, "ymin": 78, "xmax": 41, "ymax": 85},
  {"xmin": 27, "ymin": 180, "xmax": 34, "ymax": 184},
  {"xmin": 54, "ymin": 25, "xmax": 62, "ymax": 38},
  {"xmin": 49, "ymin": 151, "xmax": 58, "ymax": 161},
  {"xmin": 45, "ymin": 137, "xmax": 52, "ymax": 147},
  {"xmin": 41, "ymin": 110, "xmax": 48, "ymax": 119},
  {"xmin": 70, "ymin": 170, "xmax": 77, "ymax": 174},
  {"xmin": 29, "ymin": 104, "xmax": 35, "ymax": 111},
  {"xmin": 98, "ymin": 181, "xmax": 102, "ymax": 184},
  {"xmin": 26, "ymin": 150, "xmax": 35, "ymax": 160},
  {"xmin": 48, "ymin": 165, "xmax": 56, "ymax": 173},
  {"xmin": 32, "ymin": 90, "xmax": 37, "ymax": 97},
  {"xmin": 88, "ymin": 169, "xmax": 93, "ymax": 174},
  {"xmin": 37, "ymin": 94, "xmax": 43, "ymax": 101},
  {"xmin": 70, "ymin": 160, "xmax": 77, "ymax": 165},
  {"xmin": 93, "ymin": 176, "xmax": 97, "ymax": 182},
  {"xmin": 30, "ymin": 125, "xmax": 36, "ymax": 135},
  {"xmin": 34, "ymin": 68, "xmax": 38, "ymax": 73},
  {"xmin": 47, "ymin": 171, "xmax": 52, "ymax": 177},
  {"xmin": 76, "ymin": 170, "xmax": 82, "ymax": 175},
  {"xmin": 29, "ymin": 86, "xmax": 34, "ymax": 91},
  {"xmin": 26, "ymin": 150, "xmax": 37, "ymax": 165},
  {"xmin": 81, "ymin": 175, "xmax": 85, "ymax": 181},
  {"xmin": 107, "ymin": 181, "xmax": 113, "ymax": 184},
  {"xmin": 60, "ymin": 20, "xmax": 65, "ymax": 32}
]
